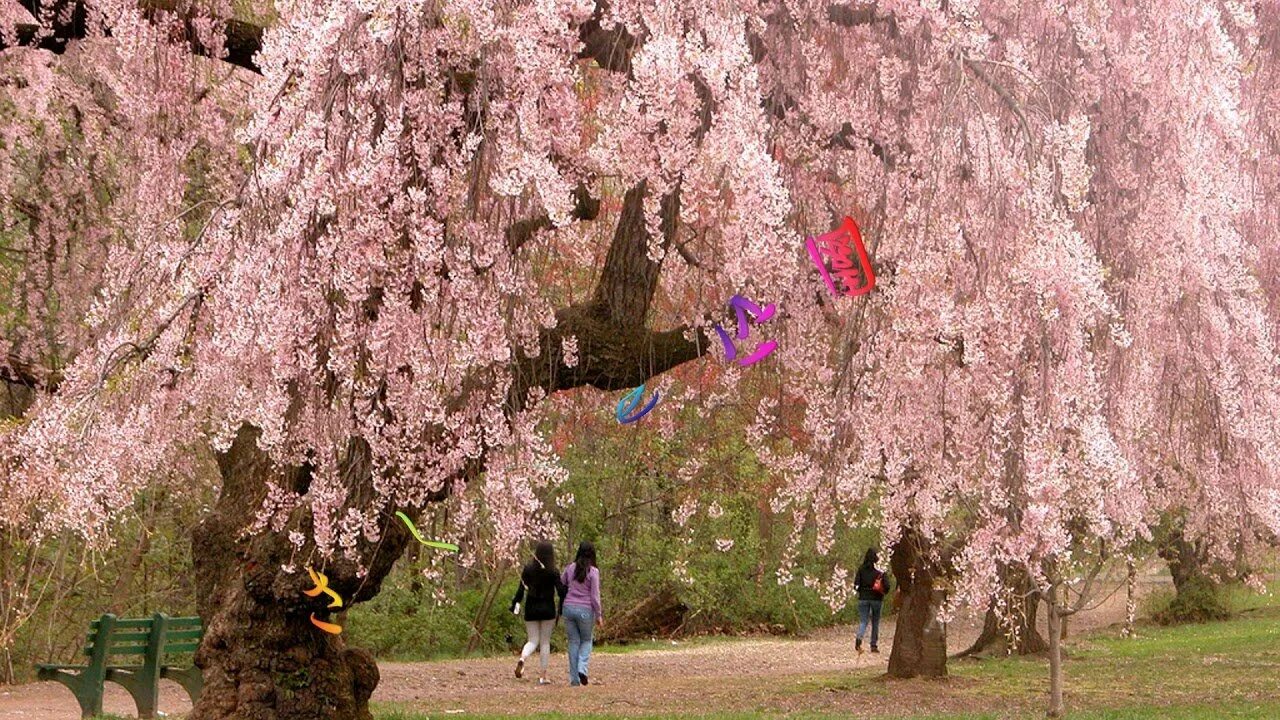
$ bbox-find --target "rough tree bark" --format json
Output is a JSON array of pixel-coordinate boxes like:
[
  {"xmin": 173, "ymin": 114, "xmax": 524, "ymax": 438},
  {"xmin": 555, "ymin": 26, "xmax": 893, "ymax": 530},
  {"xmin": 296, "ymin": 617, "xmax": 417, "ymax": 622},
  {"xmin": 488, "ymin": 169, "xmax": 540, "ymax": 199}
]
[
  {"xmin": 887, "ymin": 530, "xmax": 947, "ymax": 679},
  {"xmin": 956, "ymin": 567, "xmax": 1047, "ymax": 658},
  {"xmin": 189, "ymin": 430, "xmax": 394, "ymax": 720},
  {"xmin": 1159, "ymin": 529, "xmax": 1215, "ymax": 596},
  {"xmin": 1156, "ymin": 525, "xmax": 1229, "ymax": 623}
]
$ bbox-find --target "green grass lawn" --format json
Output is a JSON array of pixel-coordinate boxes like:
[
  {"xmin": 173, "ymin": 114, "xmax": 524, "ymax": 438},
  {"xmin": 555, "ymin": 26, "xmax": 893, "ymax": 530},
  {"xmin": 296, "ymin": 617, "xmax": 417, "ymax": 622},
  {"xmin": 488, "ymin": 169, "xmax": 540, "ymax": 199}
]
[
  {"xmin": 793, "ymin": 606, "xmax": 1280, "ymax": 718},
  {"xmin": 372, "ymin": 602, "xmax": 1280, "ymax": 719}
]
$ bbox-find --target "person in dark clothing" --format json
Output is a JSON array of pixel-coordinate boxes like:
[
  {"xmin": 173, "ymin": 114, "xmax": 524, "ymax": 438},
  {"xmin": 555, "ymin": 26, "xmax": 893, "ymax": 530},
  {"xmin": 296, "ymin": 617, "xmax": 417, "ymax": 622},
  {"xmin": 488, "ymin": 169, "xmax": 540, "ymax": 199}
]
[
  {"xmin": 510, "ymin": 541, "xmax": 567, "ymax": 684},
  {"xmin": 853, "ymin": 547, "xmax": 891, "ymax": 653}
]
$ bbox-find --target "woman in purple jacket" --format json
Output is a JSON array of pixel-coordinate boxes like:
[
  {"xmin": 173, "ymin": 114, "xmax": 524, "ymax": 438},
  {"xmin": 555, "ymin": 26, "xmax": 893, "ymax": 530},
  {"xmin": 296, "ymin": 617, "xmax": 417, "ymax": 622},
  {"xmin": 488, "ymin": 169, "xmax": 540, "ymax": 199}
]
[{"xmin": 560, "ymin": 541, "xmax": 603, "ymax": 686}]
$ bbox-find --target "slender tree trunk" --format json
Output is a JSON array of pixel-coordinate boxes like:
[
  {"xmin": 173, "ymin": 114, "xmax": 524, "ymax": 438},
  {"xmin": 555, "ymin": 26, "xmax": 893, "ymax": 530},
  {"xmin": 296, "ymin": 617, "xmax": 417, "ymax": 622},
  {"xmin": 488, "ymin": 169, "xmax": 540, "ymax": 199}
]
[
  {"xmin": 1045, "ymin": 583, "xmax": 1065, "ymax": 718},
  {"xmin": 466, "ymin": 571, "xmax": 507, "ymax": 656},
  {"xmin": 887, "ymin": 531, "xmax": 947, "ymax": 678},
  {"xmin": 188, "ymin": 427, "xmax": 408, "ymax": 720},
  {"xmin": 109, "ymin": 505, "xmax": 157, "ymax": 614},
  {"xmin": 0, "ymin": 382, "xmax": 35, "ymax": 683},
  {"xmin": 1122, "ymin": 558, "xmax": 1137, "ymax": 638}
]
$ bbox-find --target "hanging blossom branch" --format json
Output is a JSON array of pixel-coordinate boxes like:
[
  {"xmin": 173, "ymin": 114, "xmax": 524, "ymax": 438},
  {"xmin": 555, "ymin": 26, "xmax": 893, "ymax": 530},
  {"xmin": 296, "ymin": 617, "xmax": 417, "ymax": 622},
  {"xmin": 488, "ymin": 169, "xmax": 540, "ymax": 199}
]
[{"xmin": 94, "ymin": 290, "xmax": 205, "ymax": 388}]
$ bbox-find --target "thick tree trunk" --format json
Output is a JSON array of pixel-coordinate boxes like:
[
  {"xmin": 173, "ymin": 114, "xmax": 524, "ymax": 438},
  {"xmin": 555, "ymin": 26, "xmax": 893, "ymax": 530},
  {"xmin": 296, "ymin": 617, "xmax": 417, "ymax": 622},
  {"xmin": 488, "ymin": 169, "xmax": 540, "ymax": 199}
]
[
  {"xmin": 886, "ymin": 532, "xmax": 947, "ymax": 679},
  {"xmin": 1046, "ymin": 584, "xmax": 1065, "ymax": 718},
  {"xmin": 1159, "ymin": 531, "xmax": 1213, "ymax": 595},
  {"xmin": 1156, "ymin": 527, "xmax": 1229, "ymax": 623},
  {"xmin": 957, "ymin": 567, "xmax": 1047, "ymax": 657},
  {"xmin": 188, "ymin": 427, "xmax": 408, "ymax": 720}
]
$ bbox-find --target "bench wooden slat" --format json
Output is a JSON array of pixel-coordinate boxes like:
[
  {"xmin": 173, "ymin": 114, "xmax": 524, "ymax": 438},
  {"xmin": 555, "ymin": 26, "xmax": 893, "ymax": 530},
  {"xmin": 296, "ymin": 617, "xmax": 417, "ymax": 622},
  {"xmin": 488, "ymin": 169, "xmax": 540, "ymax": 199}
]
[
  {"xmin": 84, "ymin": 644, "xmax": 149, "ymax": 652},
  {"xmin": 88, "ymin": 630, "xmax": 151, "ymax": 644},
  {"xmin": 84, "ymin": 645, "xmax": 148, "ymax": 656},
  {"xmin": 164, "ymin": 629, "xmax": 203, "ymax": 641},
  {"xmin": 83, "ymin": 645, "xmax": 148, "ymax": 655},
  {"xmin": 90, "ymin": 616, "xmax": 202, "ymax": 627},
  {"xmin": 88, "ymin": 617, "xmax": 201, "ymax": 629},
  {"xmin": 90, "ymin": 618, "xmax": 154, "ymax": 629},
  {"xmin": 162, "ymin": 642, "xmax": 200, "ymax": 653}
]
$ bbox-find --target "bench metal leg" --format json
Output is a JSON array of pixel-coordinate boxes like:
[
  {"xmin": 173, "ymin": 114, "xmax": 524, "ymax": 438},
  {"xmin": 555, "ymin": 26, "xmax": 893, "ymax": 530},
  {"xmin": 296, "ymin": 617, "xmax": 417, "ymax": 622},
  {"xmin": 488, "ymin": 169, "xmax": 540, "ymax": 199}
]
[
  {"xmin": 162, "ymin": 665, "xmax": 204, "ymax": 704},
  {"xmin": 36, "ymin": 668, "xmax": 103, "ymax": 719},
  {"xmin": 107, "ymin": 668, "xmax": 158, "ymax": 719}
]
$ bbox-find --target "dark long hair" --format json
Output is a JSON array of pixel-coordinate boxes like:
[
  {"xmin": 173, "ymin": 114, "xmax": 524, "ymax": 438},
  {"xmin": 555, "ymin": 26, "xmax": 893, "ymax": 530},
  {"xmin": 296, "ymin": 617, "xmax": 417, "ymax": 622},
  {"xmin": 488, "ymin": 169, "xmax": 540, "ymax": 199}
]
[
  {"xmin": 531, "ymin": 540, "xmax": 556, "ymax": 574},
  {"xmin": 572, "ymin": 541, "xmax": 597, "ymax": 583},
  {"xmin": 861, "ymin": 547, "xmax": 879, "ymax": 569}
]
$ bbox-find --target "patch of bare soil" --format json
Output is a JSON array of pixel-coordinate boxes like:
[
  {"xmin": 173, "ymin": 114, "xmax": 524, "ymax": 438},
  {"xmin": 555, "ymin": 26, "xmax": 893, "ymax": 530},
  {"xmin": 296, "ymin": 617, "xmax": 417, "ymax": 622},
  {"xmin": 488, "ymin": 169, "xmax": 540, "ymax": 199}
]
[{"xmin": 0, "ymin": 574, "xmax": 1166, "ymax": 719}]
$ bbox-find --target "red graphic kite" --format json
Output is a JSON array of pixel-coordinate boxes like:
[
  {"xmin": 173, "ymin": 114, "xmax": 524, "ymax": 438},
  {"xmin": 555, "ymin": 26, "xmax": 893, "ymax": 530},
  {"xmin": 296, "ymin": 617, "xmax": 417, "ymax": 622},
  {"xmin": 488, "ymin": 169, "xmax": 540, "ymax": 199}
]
[{"xmin": 805, "ymin": 216, "xmax": 876, "ymax": 297}]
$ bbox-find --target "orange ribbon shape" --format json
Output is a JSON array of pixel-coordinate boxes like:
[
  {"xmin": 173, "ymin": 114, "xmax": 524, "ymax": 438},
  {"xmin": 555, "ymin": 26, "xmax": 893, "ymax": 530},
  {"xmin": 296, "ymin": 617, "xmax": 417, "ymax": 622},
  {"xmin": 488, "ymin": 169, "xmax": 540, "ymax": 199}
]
[
  {"xmin": 304, "ymin": 566, "xmax": 345, "ymax": 634},
  {"xmin": 304, "ymin": 566, "xmax": 344, "ymax": 609},
  {"xmin": 309, "ymin": 614, "xmax": 343, "ymax": 635}
]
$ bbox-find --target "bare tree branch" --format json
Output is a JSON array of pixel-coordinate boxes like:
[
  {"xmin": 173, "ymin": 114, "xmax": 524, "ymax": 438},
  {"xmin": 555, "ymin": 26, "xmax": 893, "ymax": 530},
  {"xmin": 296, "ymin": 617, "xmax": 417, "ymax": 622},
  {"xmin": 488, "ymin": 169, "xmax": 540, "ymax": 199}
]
[
  {"xmin": 507, "ymin": 181, "xmax": 708, "ymax": 410},
  {"xmin": 963, "ymin": 56, "xmax": 1037, "ymax": 167},
  {"xmin": 504, "ymin": 183, "xmax": 601, "ymax": 254},
  {"xmin": 590, "ymin": 181, "xmax": 677, "ymax": 328}
]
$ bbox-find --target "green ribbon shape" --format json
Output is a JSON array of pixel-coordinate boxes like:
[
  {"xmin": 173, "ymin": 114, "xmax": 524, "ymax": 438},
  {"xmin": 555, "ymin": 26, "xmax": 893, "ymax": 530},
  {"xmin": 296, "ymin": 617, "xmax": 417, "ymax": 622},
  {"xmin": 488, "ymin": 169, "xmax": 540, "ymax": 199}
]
[{"xmin": 395, "ymin": 511, "xmax": 460, "ymax": 552}]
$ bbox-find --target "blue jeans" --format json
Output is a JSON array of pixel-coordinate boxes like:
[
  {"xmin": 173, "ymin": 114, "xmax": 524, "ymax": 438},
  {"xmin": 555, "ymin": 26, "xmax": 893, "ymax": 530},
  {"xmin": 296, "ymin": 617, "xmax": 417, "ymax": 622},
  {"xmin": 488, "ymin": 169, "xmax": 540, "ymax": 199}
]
[
  {"xmin": 563, "ymin": 604, "xmax": 595, "ymax": 685},
  {"xmin": 857, "ymin": 599, "xmax": 882, "ymax": 647}
]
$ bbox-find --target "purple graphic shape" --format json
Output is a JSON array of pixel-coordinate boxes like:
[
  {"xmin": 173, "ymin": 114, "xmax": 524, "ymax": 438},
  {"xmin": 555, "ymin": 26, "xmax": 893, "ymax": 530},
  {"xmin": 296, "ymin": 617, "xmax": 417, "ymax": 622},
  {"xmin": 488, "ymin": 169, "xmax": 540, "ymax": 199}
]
[
  {"xmin": 619, "ymin": 390, "xmax": 660, "ymax": 424},
  {"xmin": 728, "ymin": 294, "xmax": 776, "ymax": 339},
  {"xmin": 714, "ymin": 324, "xmax": 737, "ymax": 362},
  {"xmin": 737, "ymin": 340, "xmax": 778, "ymax": 367}
]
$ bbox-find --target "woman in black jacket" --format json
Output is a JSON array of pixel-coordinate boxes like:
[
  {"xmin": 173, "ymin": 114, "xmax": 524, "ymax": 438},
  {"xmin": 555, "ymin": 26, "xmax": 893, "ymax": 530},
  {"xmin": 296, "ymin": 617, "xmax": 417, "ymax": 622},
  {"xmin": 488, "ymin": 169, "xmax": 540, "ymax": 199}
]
[
  {"xmin": 510, "ymin": 541, "xmax": 567, "ymax": 684},
  {"xmin": 853, "ymin": 547, "xmax": 891, "ymax": 653}
]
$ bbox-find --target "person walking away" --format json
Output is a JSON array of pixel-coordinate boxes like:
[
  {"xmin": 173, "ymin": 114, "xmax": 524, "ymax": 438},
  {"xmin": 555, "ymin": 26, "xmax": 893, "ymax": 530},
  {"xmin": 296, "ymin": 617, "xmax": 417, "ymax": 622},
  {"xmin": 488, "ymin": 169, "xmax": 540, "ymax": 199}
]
[
  {"xmin": 561, "ymin": 541, "xmax": 603, "ymax": 686},
  {"xmin": 854, "ymin": 547, "xmax": 890, "ymax": 653},
  {"xmin": 511, "ymin": 541, "xmax": 566, "ymax": 685}
]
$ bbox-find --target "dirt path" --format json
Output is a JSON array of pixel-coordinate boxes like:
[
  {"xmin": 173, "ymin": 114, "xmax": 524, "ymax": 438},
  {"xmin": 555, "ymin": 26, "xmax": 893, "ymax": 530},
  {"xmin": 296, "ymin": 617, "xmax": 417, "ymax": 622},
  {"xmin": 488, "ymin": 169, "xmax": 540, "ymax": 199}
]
[
  {"xmin": 373, "ymin": 576, "xmax": 1147, "ymax": 717},
  {"xmin": 0, "ymin": 575, "xmax": 1165, "ymax": 719}
]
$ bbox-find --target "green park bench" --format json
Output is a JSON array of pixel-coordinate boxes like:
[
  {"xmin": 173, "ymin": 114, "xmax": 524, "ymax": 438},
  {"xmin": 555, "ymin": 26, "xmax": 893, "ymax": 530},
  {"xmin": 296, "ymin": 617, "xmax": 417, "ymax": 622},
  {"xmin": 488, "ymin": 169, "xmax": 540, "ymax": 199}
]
[{"xmin": 36, "ymin": 612, "xmax": 203, "ymax": 719}]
